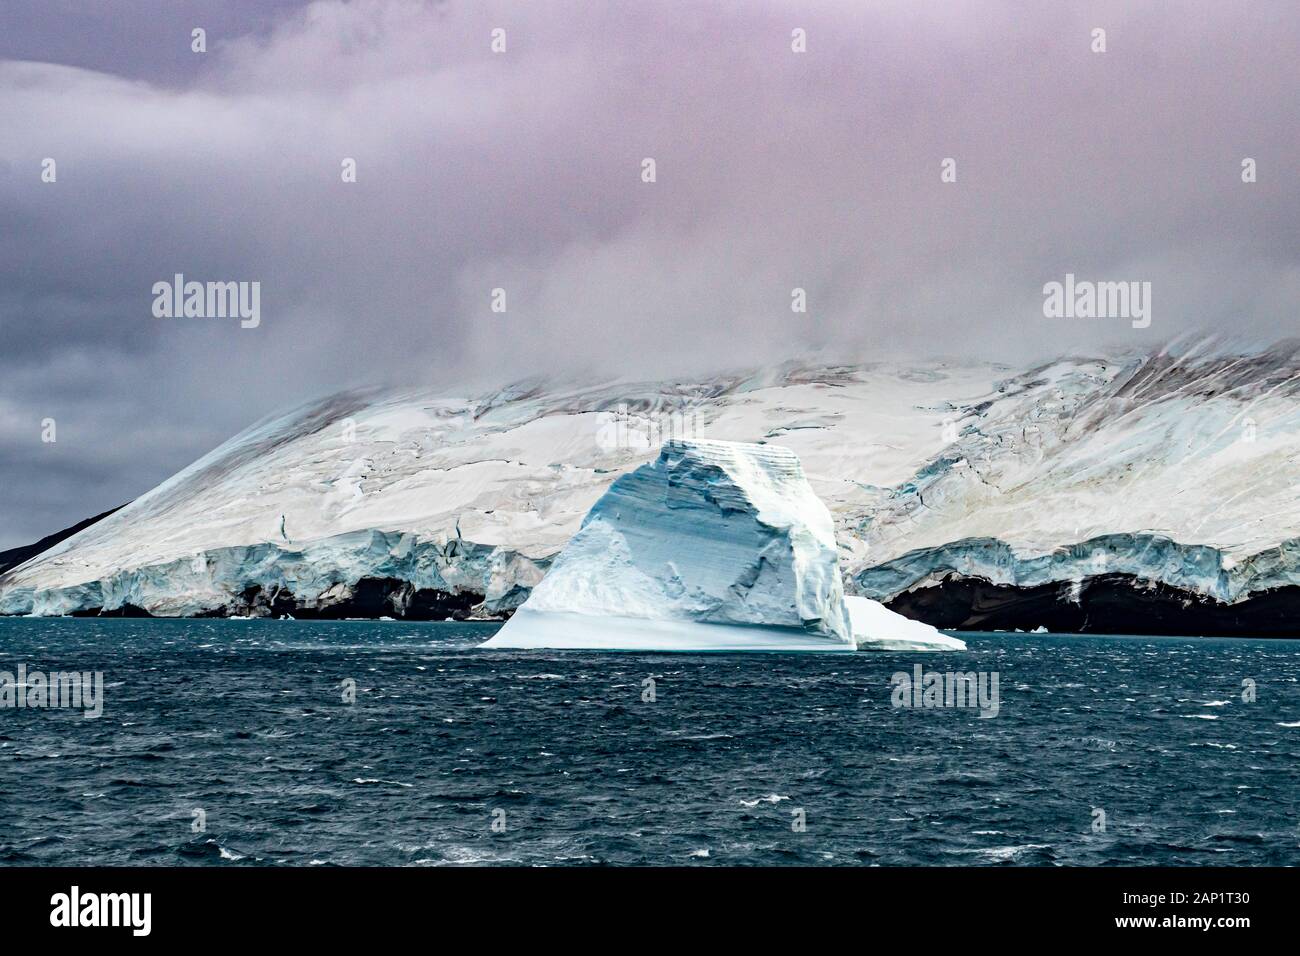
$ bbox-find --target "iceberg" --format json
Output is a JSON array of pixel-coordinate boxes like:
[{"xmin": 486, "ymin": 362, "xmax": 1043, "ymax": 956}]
[{"xmin": 482, "ymin": 439, "xmax": 963, "ymax": 652}]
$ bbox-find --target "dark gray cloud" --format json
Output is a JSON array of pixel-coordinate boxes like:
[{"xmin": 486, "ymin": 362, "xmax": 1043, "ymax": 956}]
[
  {"xmin": 1, "ymin": 0, "xmax": 1298, "ymax": 547},
  {"xmin": 0, "ymin": 0, "xmax": 308, "ymax": 84}
]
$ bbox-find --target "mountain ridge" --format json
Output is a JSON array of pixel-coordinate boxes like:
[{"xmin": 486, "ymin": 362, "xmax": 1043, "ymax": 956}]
[{"xmin": 4, "ymin": 343, "xmax": 1299, "ymax": 634}]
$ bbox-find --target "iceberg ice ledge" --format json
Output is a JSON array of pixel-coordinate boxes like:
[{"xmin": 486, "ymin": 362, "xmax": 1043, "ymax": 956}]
[
  {"xmin": 845, "ymin": 596, "xmax": 966, "ymax": 652},
  {"xmin": 482, "ymin": 439, "xmax": 963, "ymax": 653},
  {"xmin": 489, "ymin": 608, "xmax": 859, "ymax": 652}
]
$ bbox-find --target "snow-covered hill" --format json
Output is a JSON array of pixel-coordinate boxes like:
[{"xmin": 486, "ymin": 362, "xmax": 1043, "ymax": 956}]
[{"xmin": 4, "ymin": 341, "xmax": 1300, "ymax": 632}]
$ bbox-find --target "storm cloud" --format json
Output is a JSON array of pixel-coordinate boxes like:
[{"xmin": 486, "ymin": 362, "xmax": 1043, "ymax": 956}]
[{"xmin": 1, "ymin": 0, "xmax": 1297, "ymax": 546}]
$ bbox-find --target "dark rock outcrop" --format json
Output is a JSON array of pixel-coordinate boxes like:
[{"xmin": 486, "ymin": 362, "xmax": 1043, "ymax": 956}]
[{"xmin": 886, "ymin": 573, "xmax": 1300, "ymax": 637}]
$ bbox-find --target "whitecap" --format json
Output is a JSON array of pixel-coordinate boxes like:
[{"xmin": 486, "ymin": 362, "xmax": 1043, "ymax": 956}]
[
  {"xmin": 351, "ymin": 778, "xmax": 413, "ymax": 788},
  {"xmin": 739, "ymin": 794, "xmax": 789, "ymax": 807},
  {"xmin": 955, "ymin": 844, "xmax": 1052, "ymax": 862}
]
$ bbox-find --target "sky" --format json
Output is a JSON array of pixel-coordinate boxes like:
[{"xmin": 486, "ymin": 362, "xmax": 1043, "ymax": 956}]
[{"xmin": 0, "ymin": 0, "xmax": 1297, "ymax": 548}]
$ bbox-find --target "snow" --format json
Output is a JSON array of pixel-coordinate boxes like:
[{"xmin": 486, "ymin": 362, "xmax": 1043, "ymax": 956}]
[
  {"xmin": 4, "ymin": 344, "xmax": 1300, "ymax": 618},
  {"xmin": 482, "ymin": 438, "xmax": 856, "ymax": 651}
]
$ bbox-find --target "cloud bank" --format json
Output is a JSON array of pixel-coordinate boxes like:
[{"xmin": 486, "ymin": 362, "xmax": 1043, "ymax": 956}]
[{"xmin": 0, "ymin": 0, "xmax": 1297, "ymax": 545}]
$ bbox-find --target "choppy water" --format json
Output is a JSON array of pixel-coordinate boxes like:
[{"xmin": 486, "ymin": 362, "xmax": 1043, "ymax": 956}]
[{"xmin": 0, "ymin": 619, "xmax": 1297, "ymax": 866}]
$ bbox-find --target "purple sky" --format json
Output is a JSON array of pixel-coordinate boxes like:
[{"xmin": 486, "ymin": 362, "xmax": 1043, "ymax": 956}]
[{"xmin": 1, "ymin": 0, "xmax": 1298, "ymax": 547}]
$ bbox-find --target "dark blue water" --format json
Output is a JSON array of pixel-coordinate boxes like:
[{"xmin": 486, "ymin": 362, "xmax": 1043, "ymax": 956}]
[{"xmin": 0, "ymin": 619, "xmax": 1296, "ymax": 866}]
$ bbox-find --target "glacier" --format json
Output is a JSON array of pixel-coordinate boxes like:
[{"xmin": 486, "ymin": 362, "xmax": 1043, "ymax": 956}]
[{"xmin": 3, "ymin": 340, "xmax": 1300, "ymax": 635}]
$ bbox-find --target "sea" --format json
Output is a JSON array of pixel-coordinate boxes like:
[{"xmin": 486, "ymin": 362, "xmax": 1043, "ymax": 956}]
[{"xmin": 0, "ymin": 619, "xmax": 1296, "ymax": 866}]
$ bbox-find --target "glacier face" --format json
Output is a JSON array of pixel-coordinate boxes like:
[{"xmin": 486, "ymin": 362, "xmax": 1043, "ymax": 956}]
[
  {"xmin": 484, "ymin": 438, "xmax": 854, "ymax": 650},
  {"xmin": 7, "ymin": 531, "xmax": 547, "ymax": 620},
  {"xmin": 4, "ymin": 342, "xmax": 1300, "ymax": 625}
]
